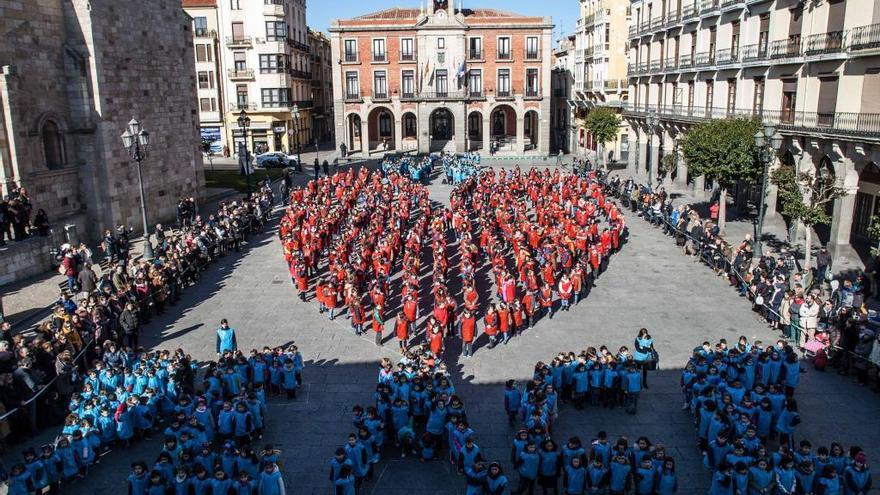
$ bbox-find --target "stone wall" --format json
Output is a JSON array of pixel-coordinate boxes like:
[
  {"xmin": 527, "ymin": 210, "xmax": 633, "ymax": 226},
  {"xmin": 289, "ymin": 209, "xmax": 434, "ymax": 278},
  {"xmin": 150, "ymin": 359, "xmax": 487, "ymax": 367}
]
[
  {"xmin": 0, "ymin": 212, "xmax": 87, "ymax": 286},
  {"xmin": 67, "ymin": 0, "xmax": 205, "ymax": 240}
]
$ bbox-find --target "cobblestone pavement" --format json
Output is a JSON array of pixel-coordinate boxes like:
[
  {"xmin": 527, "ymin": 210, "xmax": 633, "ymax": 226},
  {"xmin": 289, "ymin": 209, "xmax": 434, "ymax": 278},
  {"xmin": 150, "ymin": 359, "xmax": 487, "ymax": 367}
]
[{"xmin": 22, "ymin": 164, "xmax": 880, "ymax": 494}]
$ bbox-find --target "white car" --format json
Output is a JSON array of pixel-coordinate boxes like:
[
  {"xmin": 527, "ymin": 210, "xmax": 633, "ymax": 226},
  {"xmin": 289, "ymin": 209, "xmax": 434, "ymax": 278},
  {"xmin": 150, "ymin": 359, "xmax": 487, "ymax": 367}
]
[{"xmin": 255, "ymin": 152, "xmax": 296, "ymax": 169}]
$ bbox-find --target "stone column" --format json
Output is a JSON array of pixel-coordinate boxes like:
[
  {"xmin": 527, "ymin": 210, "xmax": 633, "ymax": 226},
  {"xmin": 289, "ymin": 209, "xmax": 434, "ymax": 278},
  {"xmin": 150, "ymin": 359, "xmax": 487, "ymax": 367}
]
[
  {"xmin": 483, "ymin": 114, "xmax": 491, "ymax": 153},
  {"xmin": 648, "ymin": 133, "xmax": 660, "ymax": 184},
  {"xmin": 637, "ymin": 130, "xmax": 648, "ymax": 177},
  {"xmin": 394, "ymin": 117, "xmax": 403, "ymax": 151},
  {"xmin": 516, "ymin": 115, "xmax": 526, "ymax": 154},
  {"xmin": 627, "ymin": 126, "xmax": 639, "ymax": 174},
  {"xmin": 359, "ymin": 114, "xmax": 369, "ymax": 156},
  {"xmin": 454, "ymin": 103, "xmax": 466, "ymax": 154},
  {"xmin": 675, "ymin": 148, "xmax": 688, "ymax": 188},
  {"xmin": 828, "ymin": 144, "xmax": 860, "ymax": 264}
]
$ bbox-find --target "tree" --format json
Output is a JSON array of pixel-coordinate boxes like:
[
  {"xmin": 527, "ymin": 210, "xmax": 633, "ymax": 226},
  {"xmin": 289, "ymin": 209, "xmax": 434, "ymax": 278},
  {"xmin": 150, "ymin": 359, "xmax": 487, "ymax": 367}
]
[
  {"xmin": 584, "ymin": 108, "xmax": 621, "ymax": 171},
  {"xmin": 201, "ymin": 139, "xmax": 215, "ymax": 171},
  {"xmin": 679, "ymin": 118, "xmax": 761, "ymax": 233},
  {"xmin": 867, "ymin": 215, "xmax": 880, "ymax": 258},
  {"xmin": 771, "ymin": 164, "xmax": 845, "ymax": 273}
]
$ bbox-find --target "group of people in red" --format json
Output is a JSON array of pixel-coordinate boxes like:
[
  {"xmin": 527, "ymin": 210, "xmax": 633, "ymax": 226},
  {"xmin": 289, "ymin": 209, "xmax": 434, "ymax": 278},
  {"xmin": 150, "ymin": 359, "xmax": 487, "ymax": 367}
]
[{"xmin": 279, "ymin": 164, "xmax": 626, "ymax": 359}]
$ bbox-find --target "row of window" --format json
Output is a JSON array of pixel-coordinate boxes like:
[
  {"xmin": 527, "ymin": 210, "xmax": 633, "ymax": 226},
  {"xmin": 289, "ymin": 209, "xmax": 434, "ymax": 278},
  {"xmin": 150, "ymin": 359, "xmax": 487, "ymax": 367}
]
[
  {"xmin": 343, "ymin": 68, "xmax": 541, "ymax": 99},
  {"xmin": 342, "ymin": 35, "xmax": 541, "ymax": 63}
]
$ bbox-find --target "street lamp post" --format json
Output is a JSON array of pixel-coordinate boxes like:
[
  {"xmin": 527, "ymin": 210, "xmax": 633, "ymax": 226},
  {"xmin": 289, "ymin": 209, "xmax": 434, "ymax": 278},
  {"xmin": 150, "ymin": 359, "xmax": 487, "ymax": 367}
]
[
  {"xmin": 120, "ymin": 118, "xmax": 154, "ymax": 260},
  {"xmin": 237, "ymin": 109, "xmax": 252, "ymax": 193},
  {"xmin": 291, "ymin": 105, "xmax": 301, "ymax": 168},
  {"xmin": 753, "ymin": 124, "xmax": 784, "ymax": 258},
  {"xmin": 645, "ymin": 112, "xmax": 660, "ymax": 189}
]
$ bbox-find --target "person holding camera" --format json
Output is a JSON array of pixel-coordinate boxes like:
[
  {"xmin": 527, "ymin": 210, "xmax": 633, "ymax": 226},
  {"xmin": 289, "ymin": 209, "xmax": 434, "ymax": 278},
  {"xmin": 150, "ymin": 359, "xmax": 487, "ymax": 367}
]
[{"xmin": 632, "ymin": 328, "xmax": 657, "ymax": 388}]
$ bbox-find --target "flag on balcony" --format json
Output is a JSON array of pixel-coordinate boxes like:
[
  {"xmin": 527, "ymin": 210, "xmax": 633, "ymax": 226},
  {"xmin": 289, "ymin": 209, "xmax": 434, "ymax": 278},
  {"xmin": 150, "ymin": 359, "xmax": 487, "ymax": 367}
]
[
  {"xmin": 454, "ymin": 58, "xmax": 466, "ymax": 88},
  {"xmin": 422, "ymin": 59, "xmax": 433, "ymax": 86}
]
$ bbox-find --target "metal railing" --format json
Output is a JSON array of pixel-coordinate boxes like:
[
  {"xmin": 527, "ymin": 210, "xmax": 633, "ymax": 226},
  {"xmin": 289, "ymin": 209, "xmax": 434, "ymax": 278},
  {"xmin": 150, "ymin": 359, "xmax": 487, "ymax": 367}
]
[
  {"xmin": 715, "ymin": 47, "xmax": 739, "ymax": 65},
  {"xmin": 290, "ymin": 39, "xmax": 310, "ymax": 53},
  {"xmin": 372, "ymin": 92, "xmax": 389, "ymax": 100},
  {"xmin": 227, "ymin": 68, "xmax": 254, "ymax": 79},
  {"xmin": 495, "ymin": 89, "xmax": 513, "ymax": 98},
  {"xmin": 372, "ymin": 53, "xmax": 386, "ymax": 62},
  {"xmin": 679, "ymin": 53, "xmax": 694, "ymax": 69},
  {"xmin": 650, "ymin": 17, "xmax": 664, "ymax": 30},
  {"xmin": 343, "ymin": 52, "xmax": 357, "ymax": 63},
  {"xmin": 524, "ymin": 89, "xmax": 542, "ymax": 98},
  {"xmin": 497, "ymin": 51, "xmax": 512, "ymax": 61},
  {"xmin": 344, "ymin": 93, "xmax": 361, "ymax": 101},
  {"xmin": 400, "ymin": 52, "xmax": 416, "ymax": 62},
  {"xmin": 524, "ymin": 49, "xmax": 540, "ymax": 60},
  {"xmin": 226, "ymin": 36, "xmax": 253, "ymax": 47},
  {"xmin": 769, "ymin": 38, "xmax": 802, "ymax": 59},
  {"xmin": 850, "ymin": 23, "xmax": 880, "ymax": 51},
  {"xmin": 194, "ymin": 29, "xmax": 217, "ymax": 39},
  {"xmin": 804, "ymin": 30, "xmax": 846, "ymax": 56},
  {"xmin": 289, "ymin": 69, "xmax": 311, "ymax": 79},
  {"xmin": 666, "ymin": 11, "xmax": 680, "ymax": 25},
  {"xmin": 228, "ymin": 102, "xmax": 257, "ymax": 112},
  {"xmin": 682, "ymin": 3, "xmax": 698, "ymax": 20},
  {"xmin": 468, "ymin": 49, "xmax": 483, "ymax": 60},
  {"xmin": 622, "ymin": 103, "xmax": 880, "ymax": 136},
  {"xmin": 700, "ymin": 0, "xmax": 720, "ymax": 14},
  {"xmin": 650, "ymin": 60, "xmax": 662, "ymax": 72},
  {"xmin": 664, "ymin": 57, "xmax": 679, "ymax": 71},
  {"xmin": 693, "ymin": 50, "xmax": 715, "ymax": 67},
  {"xmin": 740, "ymin": 42, "xmax": 769, "ymax": 62}
]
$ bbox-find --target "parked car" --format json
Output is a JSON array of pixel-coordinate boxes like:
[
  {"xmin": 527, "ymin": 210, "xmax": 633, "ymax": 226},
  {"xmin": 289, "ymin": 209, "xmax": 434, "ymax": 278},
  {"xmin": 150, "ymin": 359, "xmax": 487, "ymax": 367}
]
[{"xmin": 255, "ymin": 152, "xmax": 290, "ymax": 169}]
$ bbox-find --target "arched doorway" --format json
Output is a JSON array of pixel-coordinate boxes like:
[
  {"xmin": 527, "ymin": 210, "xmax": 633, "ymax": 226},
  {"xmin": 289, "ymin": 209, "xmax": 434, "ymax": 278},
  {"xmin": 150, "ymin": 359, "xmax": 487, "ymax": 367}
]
[
  {"xmin": 467, "ymin": 111, "xmax": 483, "ymax": 151},
  {"xmin": 367, "ymin": 107, "xmax": 395, "ymax": 152},
  {"xmin": 524, "ymin": 110, "xmax": 539, "ymax": 151},
  {"xmin": 490, "ymin": 105, "xmax": 516, "ymax": 152},
  {"xmin": 347, "ymin": 114, "xmax": 362, "ymax": 153},
  {"xmin": 430, "ymin": 108, "xmax": 454, "ymax": 152},
  {"xmin": 401, "ymin": 112, "xmax": 417, "ymax": 151}
]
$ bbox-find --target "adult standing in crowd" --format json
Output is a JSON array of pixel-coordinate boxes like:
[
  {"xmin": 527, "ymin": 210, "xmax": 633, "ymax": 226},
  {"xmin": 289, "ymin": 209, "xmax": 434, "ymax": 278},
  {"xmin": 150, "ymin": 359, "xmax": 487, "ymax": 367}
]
[{"xmin": 633, "ymin": 327, "xmax": 656, "ymax": 388}]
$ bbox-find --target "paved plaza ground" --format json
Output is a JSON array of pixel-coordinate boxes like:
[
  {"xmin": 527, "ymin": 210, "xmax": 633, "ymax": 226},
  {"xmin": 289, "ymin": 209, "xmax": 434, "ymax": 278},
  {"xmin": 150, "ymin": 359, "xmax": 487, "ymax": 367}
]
[{"xmin": 17, "ymin": 162, "xmax": 880, "ymax": 494}]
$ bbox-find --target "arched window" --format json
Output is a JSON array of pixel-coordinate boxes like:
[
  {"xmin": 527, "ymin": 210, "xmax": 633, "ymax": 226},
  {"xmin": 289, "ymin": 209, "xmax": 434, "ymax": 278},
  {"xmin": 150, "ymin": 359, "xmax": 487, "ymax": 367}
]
[
  {"xmin": 403, "ymin": 113, "xmax": 417, "ymax": 138},
  {"xmin": 41, "ymin": 120, "xmax": 65, "ymax": 169}
]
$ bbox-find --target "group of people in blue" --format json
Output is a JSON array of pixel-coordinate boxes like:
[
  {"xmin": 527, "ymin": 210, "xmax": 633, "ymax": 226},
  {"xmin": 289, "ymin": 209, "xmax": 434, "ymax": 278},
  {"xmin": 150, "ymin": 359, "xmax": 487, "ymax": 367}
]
[
  {"xmin": 4, "ymin": 320, "xmax": 305, "ymax": 495},
  {"xmin": 379, "ymin": 155, "xmax": 434, "ymax": 183},
  {"xmin": 440, "ymin": 151, "xmax": 481, "ymax": 185},
  {"xmin": 329, "ymin": 345, "xmax": 509, "ymax": 495},
  {"xmin": 683, "ymin": 336, "xmax": 873, "ymax": 494}
]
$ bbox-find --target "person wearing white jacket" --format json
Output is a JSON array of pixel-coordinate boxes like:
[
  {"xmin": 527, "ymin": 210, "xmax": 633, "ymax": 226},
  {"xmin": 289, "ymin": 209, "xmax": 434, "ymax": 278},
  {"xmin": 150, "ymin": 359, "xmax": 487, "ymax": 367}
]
[{"xmin": 798, "ymin": 294, "xmax": 820, "ymax": 344}]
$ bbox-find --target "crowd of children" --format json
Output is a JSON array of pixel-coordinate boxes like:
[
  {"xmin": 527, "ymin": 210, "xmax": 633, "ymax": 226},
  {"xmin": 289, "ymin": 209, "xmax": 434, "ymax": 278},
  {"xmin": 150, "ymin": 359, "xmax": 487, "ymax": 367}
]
[
  {"xmin": 329, "ymin": 346, "xmax": 509, "ymax": 494},
  {"xmin": 280, "ymin": 166, "xmax": 626, "ymax": 361},
  {"xmin": 682, "ymin": 337, "xmax": 873, "ymax": 494},
  {"xmin": 3, "ymin": 343, "xmax": 304, "ymax": 494},
  {"xmin": 380, "ymin": 155, "xmax": 435, "ymax": 183},
  {"xmin": 508, "ymin": 431, "xmax": 678, "ymax": 495},
  {"xmin": 440, "ymin": 152, "xmax": 481, "ymax": 185}
]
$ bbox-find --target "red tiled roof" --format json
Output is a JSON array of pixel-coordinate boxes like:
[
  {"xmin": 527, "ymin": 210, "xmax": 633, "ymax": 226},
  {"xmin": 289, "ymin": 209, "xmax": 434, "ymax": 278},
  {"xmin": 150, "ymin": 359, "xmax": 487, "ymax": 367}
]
[
  {"xmin": 182, "ymin": 0, "xmax": 216, "ymax": 7},
  {"xmin": 351, "ymin": 7, "xmax": 533, "ymax": 21}
]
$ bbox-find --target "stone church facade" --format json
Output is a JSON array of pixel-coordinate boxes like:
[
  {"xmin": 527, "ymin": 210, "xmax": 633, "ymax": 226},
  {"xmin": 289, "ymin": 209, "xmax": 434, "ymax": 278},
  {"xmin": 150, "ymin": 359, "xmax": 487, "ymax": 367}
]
[{"xmin": 0, "ymin": 0, "xmax": 205, "ymax": 282}]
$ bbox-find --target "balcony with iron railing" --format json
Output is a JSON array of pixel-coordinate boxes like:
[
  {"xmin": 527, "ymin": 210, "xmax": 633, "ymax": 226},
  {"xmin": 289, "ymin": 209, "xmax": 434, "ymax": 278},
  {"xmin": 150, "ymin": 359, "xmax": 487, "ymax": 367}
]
[
  {"xmin": 740, "ymin": 42, "xmax": 769, "ymax": 63},
  {"xmin": 291, "ymin": 100, "xmax": 313, "ymax": 109},
  {"xmin": 372, "ymin": 53, "xmax": 387, "ymax": 63},
  {"xmin": 343, "ymin": 52, "xmax": 358, "ymax": 63},
  {"xmin": 693, "ymin": 50, "xmax": 716, "ymax": 68},
  {"xmin": 666, "ymin": 11, "xmax": 680, "ymax": 26},
  {"xmin": 720, "ymin": 0, "xmax": 745, "ymax": 10},
  {"xmin": 850, "ymin": 22, "xmax": 880, "ymax": 51},
  {"xmin": 699, "ymin": 0, "xmax": 720, "ymax": 16},
  {"xmin": 650, "ymin": 60, "xmax": 662, "ymax": 72},
  {"xmin": 344, "ymin": 92, "xmax": 362, "ymax": 102},
  {"xmin": 228, "ymin": 102, "xmax": 257, "ymax": 112},
  {"xmin": 627, "ymin": 64, "xmax": 636, "ymax": 77},
  {"xmin": 679, "ymin": 53, "xmax": 694, "ymax": 69},
  {"xmin": 194, "ymin": 29, "xmax": 217, "ymax": 39},
  {"xmin": 640, "ymin": 22, "xmax": 652, "ymax": 36},
  {"xmin": 803, "ymin": 30, "xmax": 846, "ymax": 57},
  {"xmin": 768, "ymin": 38, "xmax": 802, "ymax": 60},
  {"xmin": 228, "ymin": 68, "xmax": 255, "ymax": 80},
  {"xmin": 663, "ymin": 56, "xmax": 679, "ymax": 71},
  {"xmin": 372, "ymin": 92, "xmax": 390, "ymax": 101},
  {"xmin": 226, "ymin": 36, "xmax": 253, "ymax": 48},
  {"xmin": 650, "ymin": 17, "xmax": 664, "ymax": 30},
  {"xmin": 622, "ymin": 104, "xmax": 880, "ymax": 137},
  {"xmin": 468, "ymin": 49, "xmax": 484, "ymax": 61},
  {"xmin": 638, "ymin": 61, "xmax": 649, "ymax": 74},
  {"xmin": 715, "ymin": 47, "xmax": 739, "ymax": 65},
  {"xmin": 524, "ymin": 89, "xmax": 542, "ymax": 99},
  {"xmin": 497, "ymin": 51, "xmax": 512, "ymax": 61},
  {"xmin": 681, "ymin": 3, "xmax": 698, "ymax": 21},
  {"xmin": 290, "ymin": 39, "xmax": 310, "ymax": 53},
  {"xmin": 495, "ymin": 89, "xmax": 514, "ymax": 99},
  {"xmin": 400, "ymin": 52, "xmax": 416, "ymax": 62},
  {"xmin": 524, "ymin": 49, "xmax": 540, "ymax": 60},
  {"xmin": 289, "ymin": 69, "xmax": 311, "ymax": 79},
  {"xmin": 629, "ymin": 25, "xmax": 639, "ymax": 38}
]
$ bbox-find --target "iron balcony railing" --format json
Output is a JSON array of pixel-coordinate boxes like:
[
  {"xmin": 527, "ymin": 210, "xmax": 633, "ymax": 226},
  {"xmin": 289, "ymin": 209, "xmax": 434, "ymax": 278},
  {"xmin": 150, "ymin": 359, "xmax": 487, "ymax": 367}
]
[
  {"xmin": 344, "ymin": 93, "xmax": 361, "ymax": 101},
  {"xmin": 497, "ymin": 51, "xmax": 512, "ymax": 61},
  {"xmin": 650, "ymin": 60, "xmax": 662, "ymax": 72},
  {"xmin": 682, "ymin": 3, "xmax": 698, "ymax": 20},
  {"xmin": 372, "ymin": 92, "xmax": 389, "ymax": 100},
  {"xmin": 290, "ymin": 39, "xmax": 310, "ymax": 53},
  {"xmin": 228, "ymin": 68, "xmax": 255, "ymax": 79},
  {"xmin": 664, "ymin": 57, "xmax": 679, "ymax": 71},
  {"xmin": 289, "ymin": 69, "xmax": 311, "ymax": 79},
  {"xmin": 629, "ymin": 25, "xmax": 638, "ymax": 38},
  {"xmin": 524, "ymin": 49, "xmax": 540, "ymax": 60},
  {"xmin": 650, "ymin": 17, "xmax": 664, "ymax": 30},
  {"xmin": 400, "ymin": 92, "xmax": 416, "ymax": 100},
  {"xmin": 638, "ymin": 62, "xmax": 649, "ymax": 74},
  {"xmin": 740, "ymin": 42, "xmax": 769, "ymax": 62},
  {"xmin": 850, "ymin": 23, "xmax": 880, "ymax": 51},
  {"xmin": 693, "ymin": 50, "xmax": 715, "ymax": 67},
  {"xmin": 666, "ymin": 11, "xmax": 680, "ymax": 25},
  {"xmin": 720, "ymin": 0, "xmax": 745, "ymax": 8},
  {"xmin": 803, "ymin": 30, "xmax": 846, "ymax": 56},
  {"xmin": 679, "ymin": 53, "xmax": 694, "ymax": 69},
  {"xmin": 622, "ymin": 104, "xmax": 880, "ymax": 137},
  {"xmin": 400, "ymin": 52, "xmax": 416, "ymax": 62},
  {"xmin": 372, "ymin": 53, "xmax": 387, "ymax": 62},
  {"xmin": 495, "ymin": 89, "xmax": 513, "ymax": 98},
  {"xmin": 715, "ymin": 47, "xmax": 739, "ymax": 65},
  {"xmin": 226, "ymin": 36, "xmax": 253, "ymax": 47},
  {"xmin": 343, "ymin": 52, "xmax": 357, "ymax": 63},
  {"xmin": 468, "ymin": 49, "xmax": 483, "ymax": 60},
  {"xmin": 228, "ymin": 102, "xmax": 257, "ymax": 112},
  {"xmin": 524, "ymin": 89, "xmax": 542, "ymax": 98},
  {"xmin": 769, "ymin": 38, "xmax": 802, "ymax": 59},
  {"xmin": 700, "ymin": 0, "xmax": 720, "ymax": 15},
  {"xmin": 291, "ymin": 100, "xmax": 313, "ymax": 109}
]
